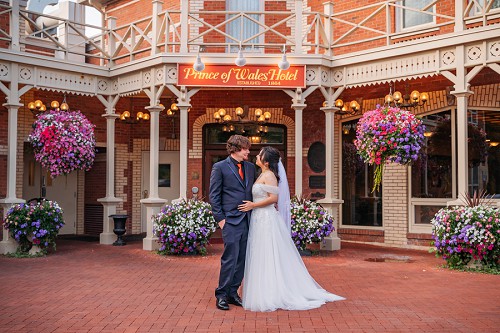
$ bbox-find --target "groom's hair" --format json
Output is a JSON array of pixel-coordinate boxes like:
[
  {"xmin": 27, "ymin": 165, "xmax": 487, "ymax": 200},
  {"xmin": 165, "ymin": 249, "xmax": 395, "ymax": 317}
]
[{"xmin": 227, "ymin": 135, "xmax": 251, "ymax": 154}]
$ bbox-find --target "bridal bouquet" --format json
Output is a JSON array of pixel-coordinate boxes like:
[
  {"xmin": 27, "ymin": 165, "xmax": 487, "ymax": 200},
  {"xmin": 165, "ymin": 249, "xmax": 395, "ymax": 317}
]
[
  {"xmin": 4, "ymin": 200, "xmax": 65, "ymax": 254},
  {"xmin": 290, "ymin": 197, "xmax": 335, "ymax": 251},
  {"xmin": 153, "ymin": 199, "xmax": 217, "ymax": 255},
  {"xmin": 28, "ymin": 109, "xmax": 96, "ymax": 178},
  {"xmin": 354, "ymin": 105, "xmax": 425, "ymax": 192}
]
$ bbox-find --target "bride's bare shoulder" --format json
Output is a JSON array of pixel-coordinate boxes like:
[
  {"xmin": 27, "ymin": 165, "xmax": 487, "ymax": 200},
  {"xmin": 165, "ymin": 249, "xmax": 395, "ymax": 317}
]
[{"xmin": 261, "ymin": 171, "xmax": 278, "ymax": 187}]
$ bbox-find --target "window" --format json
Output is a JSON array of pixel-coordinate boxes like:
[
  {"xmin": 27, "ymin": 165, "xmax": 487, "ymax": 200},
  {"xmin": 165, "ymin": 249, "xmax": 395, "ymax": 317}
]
[
  {"xmin": 204, "ymin": 123, "xmax": 285, "ymax": 145},
  {"xmin": 401, "ymin": 0, "xmax": 435, "ymax": 29},
  {"xmin": 226, "ymin": 0, "xmax": 261, "ymax": 51},
  {"xmin": 158, "ymin": 164, "xmax": 171, "ymax": 187},
  {"xmin": 341, "ymin": 120, "xmax": 382, "ymax": 227},
  {"xmin": 410, "ymin": 108, "xmax": 500, "ymax": 229},
  {"xmin": 410, "ymin": 111, "xmax": 453, "ymax": 228},
  {"xmin": 467, "ymin": 110, "xmax": 500, "ymax": 197},
  {"xmin": 469, "ymin": 0, "xmax": 500, "ymax": 16},
  {"xmin": 411, "ymin": 111, "xmax": 453, "ymax": 199}
]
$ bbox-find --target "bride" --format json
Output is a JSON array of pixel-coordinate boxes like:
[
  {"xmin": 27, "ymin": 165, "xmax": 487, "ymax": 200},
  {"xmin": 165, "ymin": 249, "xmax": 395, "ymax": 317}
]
[{"xmin": 238, "ymin": 146, "xmax": 345, "ymax": 312}]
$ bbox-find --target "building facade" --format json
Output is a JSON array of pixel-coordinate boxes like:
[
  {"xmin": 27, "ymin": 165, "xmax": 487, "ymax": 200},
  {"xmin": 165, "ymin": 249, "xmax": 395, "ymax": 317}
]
[{"xmin": 0, "ymin": 0, "xmax": 499, "ymax": 252}]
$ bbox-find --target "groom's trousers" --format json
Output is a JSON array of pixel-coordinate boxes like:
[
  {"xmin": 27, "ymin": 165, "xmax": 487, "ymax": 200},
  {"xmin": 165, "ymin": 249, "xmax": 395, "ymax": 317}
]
[{"xmin": 215, "ymin": 217, "xmax": 249, "ymax": 299}]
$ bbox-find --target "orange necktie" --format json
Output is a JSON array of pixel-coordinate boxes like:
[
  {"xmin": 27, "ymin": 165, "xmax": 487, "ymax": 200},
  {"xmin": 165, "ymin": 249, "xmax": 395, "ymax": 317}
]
[{"xmin": 237, "ymin": 162, "xmax": 244, "ymax": 180}]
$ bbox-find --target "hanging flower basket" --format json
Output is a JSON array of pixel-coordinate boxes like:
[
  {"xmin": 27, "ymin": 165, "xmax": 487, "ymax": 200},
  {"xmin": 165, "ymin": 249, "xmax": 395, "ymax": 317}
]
[
  {"xmin": 28, "ymin": 110, "xmax": 96, "ymax": 178},
  {"xmin": 354, "ymin": 105, "xmax": 425, "ymax": 192}
]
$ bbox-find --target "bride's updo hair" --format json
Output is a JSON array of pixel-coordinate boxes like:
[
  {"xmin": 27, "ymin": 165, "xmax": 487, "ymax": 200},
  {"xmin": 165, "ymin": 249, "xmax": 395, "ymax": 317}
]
[{"xmin": 258, "ymin": 146, "xmax": 281, "ymax": 183}]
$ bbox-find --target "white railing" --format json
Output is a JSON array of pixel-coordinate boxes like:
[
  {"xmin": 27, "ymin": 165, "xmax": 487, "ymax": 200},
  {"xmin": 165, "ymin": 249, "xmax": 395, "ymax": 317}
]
[{"xmin": 0, "ymin": 1, "xmax": 498, "ymax": 66}]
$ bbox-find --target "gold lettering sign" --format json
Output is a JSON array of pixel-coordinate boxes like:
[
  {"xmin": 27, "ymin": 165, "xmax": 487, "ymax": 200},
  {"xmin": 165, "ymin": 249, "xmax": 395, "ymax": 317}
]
[{"xmin": 178, "ymin": 64, "xmax": 306, "ymax": 88}]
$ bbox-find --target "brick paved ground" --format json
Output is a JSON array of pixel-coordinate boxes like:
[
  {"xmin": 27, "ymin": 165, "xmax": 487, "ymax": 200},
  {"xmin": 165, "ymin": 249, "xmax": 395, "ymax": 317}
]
[{"xmin": 0, "ymin": 239, "xmax": 499, "ymax": 333}]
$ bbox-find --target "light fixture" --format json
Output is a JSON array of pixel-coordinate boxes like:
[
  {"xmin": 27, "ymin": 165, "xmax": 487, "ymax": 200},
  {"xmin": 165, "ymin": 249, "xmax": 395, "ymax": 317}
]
[
  {"xmin": 28, "ymin": 95, "xmax": 70, "ymax": 116},
  {"xmin": 278, "ymin": 44, "xmax": 290, "ymax": 70},
  {"xmin": 325, "ymin": 99, "xmax": 361, "ymax": 116},
  {"xmin": 235, "ymin": 88, "xmax": 247, "ymax": 119},
  {"xmin": 234, "ymin": 42, "xmax": 246, "ymax": 67},
  {"xmin": 385, "ymin": 82, "xmax": 428, "ymax": 110},
  {"xmin": 158, "ymin": 100, "xmax": 178, "ymax": 139},
  {"xmin": 193, "ymin": 45, "xmax": 205, "ymax": 72},
  {"xmin": 486, "ymin": 139, "xmax": 499, "ymax": 147},
  {"xmin": 213, "ymin": 107, "xmax": 271, "ymax": 124},
  {"xmin": 119, "ymin": 110, "xmax": 150, "ymax": 123},
  {"xmin": 119, "ymin": 100, "xmax": 150, "ymax": 124},
  {"xmin": 342, "ymin": 124, "xmax": 354, "ymax": 135},
  {"xmin": 159, "ymin": 99, "xmax": 179, "ymax": 117}
]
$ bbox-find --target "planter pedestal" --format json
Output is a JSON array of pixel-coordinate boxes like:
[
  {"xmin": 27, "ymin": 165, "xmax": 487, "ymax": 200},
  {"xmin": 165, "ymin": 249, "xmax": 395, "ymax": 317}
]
[{"xmin": 109, "ymin": 214, "xmax": 128, "ymax": 246}]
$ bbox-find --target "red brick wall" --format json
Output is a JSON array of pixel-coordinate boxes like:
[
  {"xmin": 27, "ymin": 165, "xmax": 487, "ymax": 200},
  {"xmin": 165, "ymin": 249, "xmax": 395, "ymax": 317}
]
[
  {"xmin": 0, "ymin": 4, "xmax": 9, "ymax": 50},
  {"xmin": 338, "ymin": 228, "xmax": 385, "ymax": 243},
  {"xmin": 407, "ymin": 233, "xmax": 434, "ymax": 247}
]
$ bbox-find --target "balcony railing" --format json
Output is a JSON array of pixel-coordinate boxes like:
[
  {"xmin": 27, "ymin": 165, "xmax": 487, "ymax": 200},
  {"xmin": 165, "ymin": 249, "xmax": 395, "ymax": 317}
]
[{"xmin": 0, "ymin": 1, "xmax": 498, "ymax": 67}]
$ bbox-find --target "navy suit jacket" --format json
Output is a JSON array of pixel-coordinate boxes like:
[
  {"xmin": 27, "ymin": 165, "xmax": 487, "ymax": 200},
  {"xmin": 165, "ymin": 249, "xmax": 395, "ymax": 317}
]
[{"xmin": 209, "ymin": 157, "xmax": 255, "ymax": 225}]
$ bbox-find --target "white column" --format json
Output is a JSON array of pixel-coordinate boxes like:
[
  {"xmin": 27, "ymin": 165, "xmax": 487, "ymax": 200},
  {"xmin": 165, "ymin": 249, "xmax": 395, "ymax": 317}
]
[
  {"xmin": 9, "ymin": 0, "xmax": 20, "ymax": 51},
  {"xmin": 0, "ymin": 103, "xmax": 25, "ymax": 254},
  {"xmin": 141, "ymin": 105, "xmax": 166, "ymax": 251},
  {"xmin": 107, "ymin": 16, "xmax": 117, "ymax": 66},
  {"xmin": 323, "ymin": 2, "xmax": 333, "ymax": 57},
  {"xmin": 151, "ymin": 0, "xmax": 163, "ymax": 55},
  {"xmin": 317, "ymin": 107, "xmax": 342, "ymax": 251},
  {"xmin": 454, "ymin": 0, "xmax": 465, "ymax": 32},
  {"xmin": 294, "ymin": 0, "xmax": 303, "ymax": 54},
  {"xmin": 292, "ymin": 103, "xmax": 306, "ymax": 197},
  {"xmin": 180, "ymin": 0, "xmax": 189, "ymax": 53},
  {"xmin": 177, "ymin": 104, "xmax": 190, "ymax": 200},
  {"xmin": 447, "ymin": 45, "xmax": 473, "ymax": 206},
  {"xmin": 98, "ymin": 113, "xmax": 123, "ymax": 245},
  {"xmin": 453, "ymin": 91, "xmax": 473, "ymax": 200}
]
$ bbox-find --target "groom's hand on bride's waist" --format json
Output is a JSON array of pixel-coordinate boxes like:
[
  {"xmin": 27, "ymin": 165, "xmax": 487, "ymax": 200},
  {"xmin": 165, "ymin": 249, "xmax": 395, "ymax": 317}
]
[{"xmin": 238, "ymin": 200, "xmax": 254, "ymax": 212}]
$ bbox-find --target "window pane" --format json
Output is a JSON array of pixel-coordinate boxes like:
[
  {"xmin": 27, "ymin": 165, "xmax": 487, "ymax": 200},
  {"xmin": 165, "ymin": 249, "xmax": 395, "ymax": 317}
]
[
  {"xmin": 412, "ymin": 111, "xmax": 453, "ymax": 198},
  {"xmin": 205, "ymin": 124, "xmax": 284, "ymax": 144},
  {"xmin": 470, "ymin": 0, "xmax": 500, "ymax": 15},
  {"xmin": 226, "ymin": 0, "xmax": 260, "ymax": 49},
  {"xmin": 414, "ymin": 205, "xmax": 444, "ymax": 224},
  {"xmin": 158, "ymin": 164, "xmax": 171, "ymax": 187},
  {"xmin": 467, "ymin": 110, "xmax": 500, "ymax": 197},
  {"xmin": 342, "ymin": 120, "xmax": 382, "ymax": 227},
  {"xmin": 403, "ymin": 0, "xmax": 434, "ymax": 28}
]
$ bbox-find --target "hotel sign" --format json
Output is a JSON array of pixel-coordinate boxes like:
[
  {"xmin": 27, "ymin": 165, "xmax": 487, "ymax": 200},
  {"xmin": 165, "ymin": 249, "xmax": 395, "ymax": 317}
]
[{"xmin": 177, "ymin": 64, "xmax": 306, "ymax": 88}]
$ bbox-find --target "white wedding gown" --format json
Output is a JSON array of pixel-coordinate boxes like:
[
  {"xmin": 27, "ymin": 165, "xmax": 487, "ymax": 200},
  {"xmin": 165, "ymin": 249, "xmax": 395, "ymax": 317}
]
[{"xmin": 242, "ymin": 183, "xmax": 345, "ymax": 312}]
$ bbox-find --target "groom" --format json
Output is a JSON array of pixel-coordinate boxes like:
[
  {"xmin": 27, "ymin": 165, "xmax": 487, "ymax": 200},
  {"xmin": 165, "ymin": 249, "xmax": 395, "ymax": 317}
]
[{"xmin": 209, "ymin": 135, "xmax": 255, "ymax": 310}]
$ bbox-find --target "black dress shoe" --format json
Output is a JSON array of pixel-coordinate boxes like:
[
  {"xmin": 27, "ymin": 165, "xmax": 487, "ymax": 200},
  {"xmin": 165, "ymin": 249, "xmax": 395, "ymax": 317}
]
[
  {"xmin": 227, "ymin": 295, "xmax": 243, "ymax": 307},
  {"xmin": 216, "ymin": 298, "xmax": 229, "ymax": 310}
]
